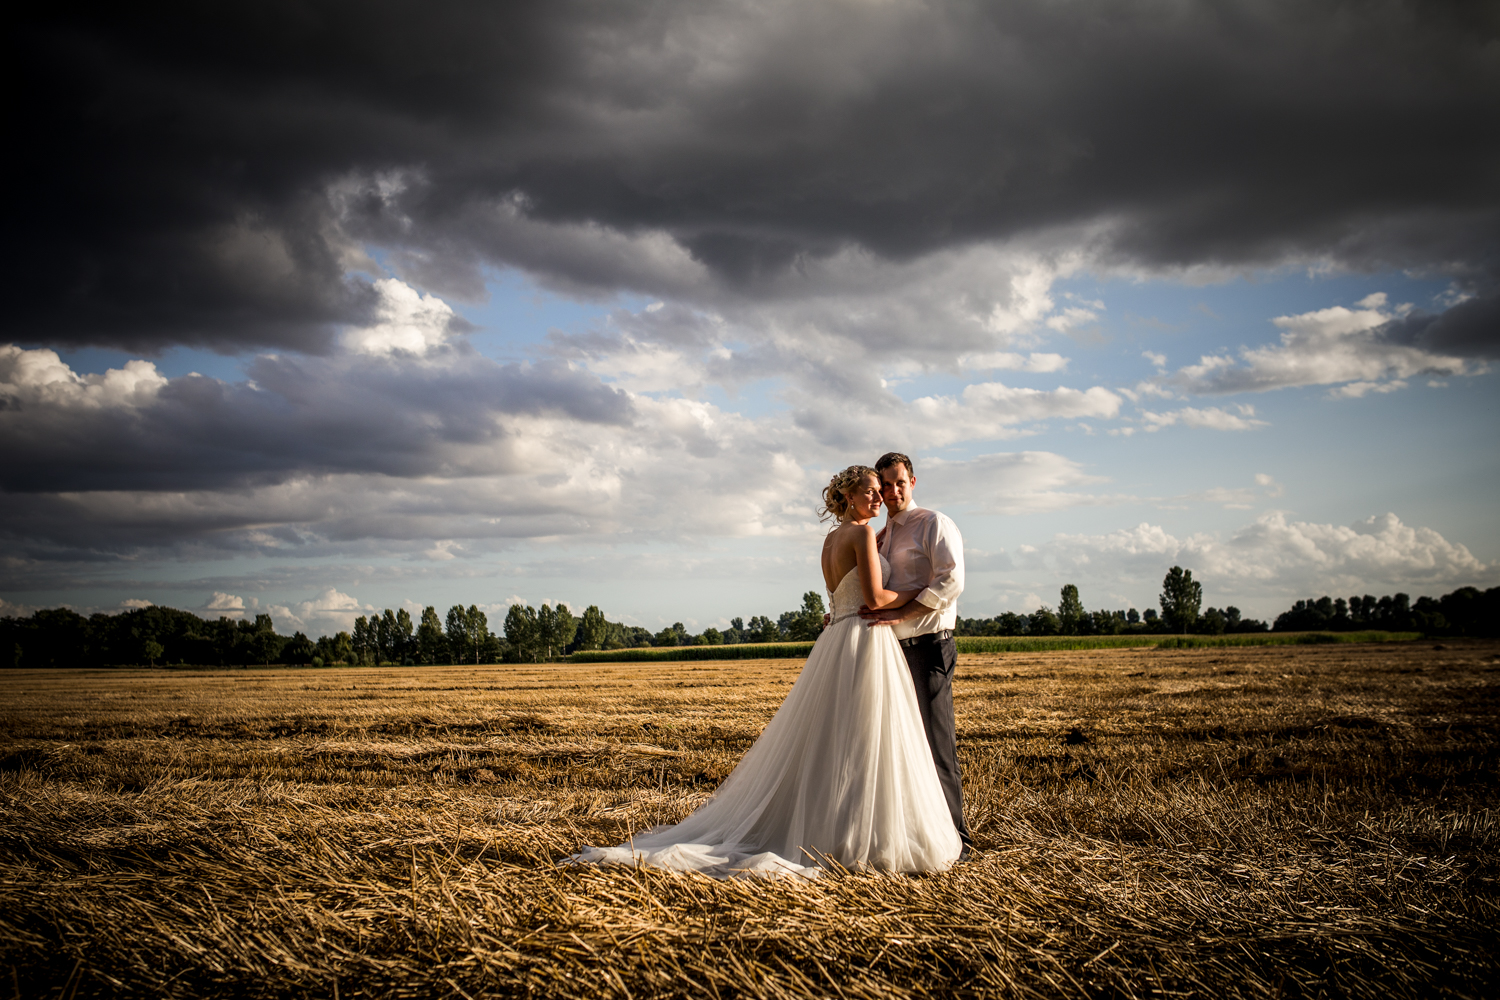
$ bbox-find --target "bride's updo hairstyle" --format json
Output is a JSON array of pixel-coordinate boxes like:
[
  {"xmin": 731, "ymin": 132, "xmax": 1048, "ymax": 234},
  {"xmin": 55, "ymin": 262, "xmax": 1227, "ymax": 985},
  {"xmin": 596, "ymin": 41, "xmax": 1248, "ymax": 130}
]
[{"xmin": 819, "ymin": 465, "xmax": 879, "ymax": 523}]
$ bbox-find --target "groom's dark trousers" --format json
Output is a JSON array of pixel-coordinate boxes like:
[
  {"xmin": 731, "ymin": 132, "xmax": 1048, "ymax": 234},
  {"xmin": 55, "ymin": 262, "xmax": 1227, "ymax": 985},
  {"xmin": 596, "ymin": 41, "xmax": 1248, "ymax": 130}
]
[{"xmin": 899, "ymin": 630, "xmax": 973, "ymax": 847}]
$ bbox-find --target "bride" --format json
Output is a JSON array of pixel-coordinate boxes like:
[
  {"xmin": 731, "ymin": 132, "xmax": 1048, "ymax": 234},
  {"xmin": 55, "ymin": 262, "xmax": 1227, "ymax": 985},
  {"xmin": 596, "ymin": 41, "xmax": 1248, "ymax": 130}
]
[{"xmin": 568, "ymin": 466, "xmax": 962, "ymax": 878}]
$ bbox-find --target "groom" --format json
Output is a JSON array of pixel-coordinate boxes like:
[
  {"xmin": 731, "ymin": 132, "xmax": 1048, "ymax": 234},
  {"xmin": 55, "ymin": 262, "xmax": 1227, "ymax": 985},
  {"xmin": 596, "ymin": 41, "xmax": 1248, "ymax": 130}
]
[{"xmin": 860, "ymin": 451, "xmax": 973, "ymax": 855}]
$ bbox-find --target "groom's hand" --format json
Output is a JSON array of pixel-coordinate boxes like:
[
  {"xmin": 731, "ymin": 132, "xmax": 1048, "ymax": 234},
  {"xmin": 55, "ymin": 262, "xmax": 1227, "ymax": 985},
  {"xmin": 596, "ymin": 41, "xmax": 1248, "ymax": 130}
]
[{"xmin": 860, "ymin": 600, "xmax": 932, "ymax": 625}]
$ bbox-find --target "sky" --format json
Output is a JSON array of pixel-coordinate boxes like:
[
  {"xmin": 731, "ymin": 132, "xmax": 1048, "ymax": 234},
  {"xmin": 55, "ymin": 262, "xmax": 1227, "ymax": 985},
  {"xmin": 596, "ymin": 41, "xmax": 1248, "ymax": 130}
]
[{"xmin": 3, "ymin": 1, "xmax": 1497, "ymax": 637}]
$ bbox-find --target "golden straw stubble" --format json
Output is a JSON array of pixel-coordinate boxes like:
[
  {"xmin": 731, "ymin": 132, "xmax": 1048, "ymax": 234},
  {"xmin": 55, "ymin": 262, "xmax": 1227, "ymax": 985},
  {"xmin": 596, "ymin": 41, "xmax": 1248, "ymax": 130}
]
[{"xmin": 0, "ymin": 639, "xmax": 1496, "ymax": 997}]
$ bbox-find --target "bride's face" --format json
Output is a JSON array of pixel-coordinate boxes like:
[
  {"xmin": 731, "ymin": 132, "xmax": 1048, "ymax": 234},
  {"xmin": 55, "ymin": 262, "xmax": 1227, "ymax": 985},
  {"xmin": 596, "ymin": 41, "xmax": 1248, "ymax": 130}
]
[{"xmin": 847, "ymin": 475, "xmax": 883, "ymax": 521}]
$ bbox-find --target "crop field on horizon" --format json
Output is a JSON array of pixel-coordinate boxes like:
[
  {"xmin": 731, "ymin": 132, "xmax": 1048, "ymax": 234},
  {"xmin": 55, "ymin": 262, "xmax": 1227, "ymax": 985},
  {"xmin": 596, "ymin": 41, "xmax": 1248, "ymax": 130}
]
[
  {"xmin": 2, "ymin": 640, "xmax": 1498, "ymax": 998},
  {"xmin": 567, "ymin": 630, "xmax": 1424, "ymax": 662}
]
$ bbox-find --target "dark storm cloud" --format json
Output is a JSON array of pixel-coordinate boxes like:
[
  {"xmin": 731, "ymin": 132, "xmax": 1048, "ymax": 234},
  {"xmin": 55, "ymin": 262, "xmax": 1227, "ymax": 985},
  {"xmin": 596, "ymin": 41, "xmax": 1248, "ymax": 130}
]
[
  {"xmin": 1377, "ymin": 292, "xmax": 1500, "ymax": 359},
  {"xmin": 0, "ymin": 480, "xmax": 606, "ymax": 571},
  {"xmin": 8, "ymin": 1, "xmax": 1499, "ymax": 351},
  {"xmin": 0, "ymin": 348, "xmax": 632, "ymax": 493}
]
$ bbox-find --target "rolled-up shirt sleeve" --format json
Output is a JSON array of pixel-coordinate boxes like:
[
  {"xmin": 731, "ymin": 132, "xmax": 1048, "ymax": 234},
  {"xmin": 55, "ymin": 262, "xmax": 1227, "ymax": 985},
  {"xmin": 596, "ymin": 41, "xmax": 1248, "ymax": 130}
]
[{"xmin": 916, "ymin": 513, "xmax": 964, "ymax": 611}]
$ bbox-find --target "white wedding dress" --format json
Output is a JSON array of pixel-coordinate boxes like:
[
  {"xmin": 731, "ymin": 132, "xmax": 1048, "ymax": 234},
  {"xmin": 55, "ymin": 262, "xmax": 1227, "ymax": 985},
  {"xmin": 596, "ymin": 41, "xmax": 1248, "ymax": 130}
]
[{"xmin": 568, "ymin": 556, "xmax": 962, "ymax": 878}]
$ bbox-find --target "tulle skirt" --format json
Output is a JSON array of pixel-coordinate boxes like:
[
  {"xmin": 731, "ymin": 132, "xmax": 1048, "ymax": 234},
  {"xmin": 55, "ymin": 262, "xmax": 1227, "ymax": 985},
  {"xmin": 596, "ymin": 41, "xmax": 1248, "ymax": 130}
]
[{"xmin": 567, "ymin": 616, "xmax": 961, "ymax": 878}]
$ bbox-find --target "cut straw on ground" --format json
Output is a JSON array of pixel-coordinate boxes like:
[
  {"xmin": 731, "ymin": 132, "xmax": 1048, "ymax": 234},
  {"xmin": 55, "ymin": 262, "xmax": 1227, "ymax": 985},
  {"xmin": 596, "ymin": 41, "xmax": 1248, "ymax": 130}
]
[{"xmin": 1, "ymin": 638, "xmax": 1496, "ymax": 997}]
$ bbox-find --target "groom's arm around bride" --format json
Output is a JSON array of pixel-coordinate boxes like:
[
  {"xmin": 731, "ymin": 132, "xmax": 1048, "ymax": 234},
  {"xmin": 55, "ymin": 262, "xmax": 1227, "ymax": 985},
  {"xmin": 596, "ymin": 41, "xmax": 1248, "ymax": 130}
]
[{"xmin": 859, "ymin": 451, "xmax": 973, "ymax": 852}]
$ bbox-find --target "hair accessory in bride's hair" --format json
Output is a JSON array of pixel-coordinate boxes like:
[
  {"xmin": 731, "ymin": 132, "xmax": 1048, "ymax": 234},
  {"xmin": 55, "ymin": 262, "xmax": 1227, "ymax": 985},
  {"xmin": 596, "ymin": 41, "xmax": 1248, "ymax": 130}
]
[{"xmin": 818, "ymin": 464, "xmax": 878, "ymax": 522}]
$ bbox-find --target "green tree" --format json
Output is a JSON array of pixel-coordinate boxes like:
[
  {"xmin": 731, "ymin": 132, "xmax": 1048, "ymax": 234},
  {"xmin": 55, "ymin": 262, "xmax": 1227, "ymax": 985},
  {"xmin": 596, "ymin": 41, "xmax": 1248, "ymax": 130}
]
[
  {"xmin": 283, "ymin": 631, "xmax": 315, "ymax": 664},
  {"xmin": 1028, "ymin": 606, "xmax": 1059, "ymax": 636},
  {"xmin": 352, "ymin": 615, "xmax": 373, "ymax": 665},
  {"xmin": 746, "ymin": 615, "xmax": 778, "ymax": 643},
  {"xmin": 250, "ymin": 615, "xmax": 282, "ymax": 665},
  {"xmin": 481, "ymin": 632, "xmax": 508, "ymax": 663},
  {"xmin": 318, "ymin": 631, "xmax": 355, "ymax": 665},
  {"xmin": 142, "ymin": 639, "xmax": 164, "ymax": 667},
  {"xmin": 653, "ymin": 622, "xmax": 688, "ymax": 647},
  {"xmin": 578, "ymin": 605, "xmax": 608, "ymax": 651},
  {"xmin": 785, "ymin": 592, "xmax": 827, "ymax": 641},
  {"xmin": 444, "ymin": 606, "xmax": 470, "ymax": 663},
  {"xmin": 551, "ymin": 603, "xmax": 577, "ymax": 656},
  {"xmin": 537, "ymin": 604, "xmax": 556, "ymax": 657},
  {"xmin": 394, "ymin": 608, "xmax": 415, "ymax": 662},
  {"xmin": 1160, "ymin": 565, "xmax": 1203, "ymax": 634},
  {"xmin": 504, "ymin": 604, "xmax": 539, "ymax": 662},
  {"xmin": 617, "ymin": 625, "xmax": 653, "ymax": 648},
  {"xmin": 464, "ymin": 605, "xmax": 488, "ymax": 664},
  {"xmin": 725, "ymin": 617, "xmax": 746, "ymax": 644},
  {"xmin": 700, "ymin": 627, "xmax": 724, "ymax": 645},
  {"xmin": 374, "ymin": 609, "xmax": 412, "ymax": 663},
  {"xmin": 1090, "ymin": 609, "xmax": 1122, "ymax": 635},
  {"xmin": 416, "ymin": 606, "xmax": 447, "ymax": 664},
  {"xmin": 375, "ymin": 610, "xmax": 394, "ymax": 663},
  {"xmin": 534, "ymin": 603, "xmax": 577, "ymax": 659},
  {"xmin": 1057, "ymin": 584, "xmax": 1084, "ymax": 635}
]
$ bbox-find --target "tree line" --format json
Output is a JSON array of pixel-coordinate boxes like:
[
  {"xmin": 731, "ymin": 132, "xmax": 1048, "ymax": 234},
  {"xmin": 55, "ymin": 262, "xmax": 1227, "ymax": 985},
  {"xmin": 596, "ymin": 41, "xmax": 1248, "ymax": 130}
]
[
  {"xmin": 1270, "ymin": 587, "xmax": 1498, "ymax": 636},
  {"xmin": 0, "ymin": 605, "xmax": 306, "ymax": 670},
  {"xmin": 1, "ymin": 592, "xmax": 830, "ymax": 668},
  {"xmin": 957, "ymin": 567, "xmax": 1499, "ymax": 639},
  {"xmin": 5, "ymin": 571, "xmax": 1495, "ymax": 668}
]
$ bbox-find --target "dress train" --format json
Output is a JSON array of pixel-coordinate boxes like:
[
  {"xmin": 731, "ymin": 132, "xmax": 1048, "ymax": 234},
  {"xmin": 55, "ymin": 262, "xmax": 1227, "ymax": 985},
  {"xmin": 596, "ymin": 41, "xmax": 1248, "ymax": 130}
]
[{"xmin": 568, "ymin": 561, "xmax": 961, "ymax": 878}]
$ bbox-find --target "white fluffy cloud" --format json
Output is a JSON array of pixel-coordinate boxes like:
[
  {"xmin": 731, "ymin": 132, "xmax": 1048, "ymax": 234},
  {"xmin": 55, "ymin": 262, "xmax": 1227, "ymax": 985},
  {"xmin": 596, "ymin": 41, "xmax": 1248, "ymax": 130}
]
[
  {"xmin": 1139, "ymin": 405, "xmax": 1266, "ymax": 432},
  {"xmin": 266, "ymin": 588, "xmax": 371, "ymax": 635},
  {"xmin": 0, "ymin": 345, "xmax": 167, "ymax": 409},
  {"xmin": 202, "ymin": 592, "xmax": 247, "ymax": 618},
  {"xmin": 1044, "ymin": 306, "xmax": 1099, "ymax": 333},
  {"xmin": 1330, "ymin": 379, "xmax": 1407, "ymax": 399},
  {"xmin": 342, "ymin": 278, "xmax": 462, "ymax": 356},
  {"xmin": 1169, "ymin": 293, "xmax": 1474, "ymax": 395},
  {"xmin": 1012, "ymin": 512, "xmax": 1496, "ymax": 616},
  {"xmin": 957, "ymin": 351, "xmax": 1069, "ymax": 373},
  {"xmin": 549, "ymin": 239, "xmax": 1100, "ymax": 401},
  {"xmin": 912, "ymin": 383, "xmax": 1123, "ymax": 445},
  {"xmin": 921, "ymin": 451, "xmax": 1122, "ymax": 515},
  {"xmin": 0, "ymin": 597, "xmax": 39, "ymax": 617}
]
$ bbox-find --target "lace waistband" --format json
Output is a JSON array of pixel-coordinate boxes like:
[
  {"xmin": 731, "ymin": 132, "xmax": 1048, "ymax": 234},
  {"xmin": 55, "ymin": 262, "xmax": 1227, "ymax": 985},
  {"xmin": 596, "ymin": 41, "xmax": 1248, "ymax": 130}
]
[{"xmin": 829, "ymin": 611, "xmax": 862, "ymax": 626}]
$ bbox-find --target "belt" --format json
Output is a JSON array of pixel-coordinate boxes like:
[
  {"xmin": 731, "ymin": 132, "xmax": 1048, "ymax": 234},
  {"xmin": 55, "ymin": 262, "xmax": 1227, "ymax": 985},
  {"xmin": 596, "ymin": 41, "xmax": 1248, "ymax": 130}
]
[{"xmin": 898, "ymin": 629, "xmax": 953, "ymax": 648}]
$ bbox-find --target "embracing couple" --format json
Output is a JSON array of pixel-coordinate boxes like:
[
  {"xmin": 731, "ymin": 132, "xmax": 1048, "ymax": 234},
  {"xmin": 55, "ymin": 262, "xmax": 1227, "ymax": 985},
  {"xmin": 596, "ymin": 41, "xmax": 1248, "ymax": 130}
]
[{"xmin": 572, "ymin": 452, "xmax": 972, "ymax": 878}]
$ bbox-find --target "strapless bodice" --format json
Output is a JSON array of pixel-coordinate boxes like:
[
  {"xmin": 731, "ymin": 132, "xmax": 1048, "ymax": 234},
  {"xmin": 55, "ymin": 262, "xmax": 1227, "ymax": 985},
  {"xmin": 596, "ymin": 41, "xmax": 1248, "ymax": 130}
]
[{"xmin": 829, "ymin": 554, "xmax": 889, "ymax": 624}]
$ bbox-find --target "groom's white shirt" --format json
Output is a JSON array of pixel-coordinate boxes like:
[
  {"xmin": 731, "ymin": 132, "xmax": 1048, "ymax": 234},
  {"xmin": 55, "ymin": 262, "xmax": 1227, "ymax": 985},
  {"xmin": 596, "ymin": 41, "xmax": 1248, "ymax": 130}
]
[{"xmin": 881, "ymin": 503, "xmax": 964, "ymax": 641}]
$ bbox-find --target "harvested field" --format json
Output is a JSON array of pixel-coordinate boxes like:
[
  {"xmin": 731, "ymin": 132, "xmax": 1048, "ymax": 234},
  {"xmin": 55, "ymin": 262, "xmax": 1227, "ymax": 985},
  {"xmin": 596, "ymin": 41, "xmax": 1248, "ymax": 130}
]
[{"xmin": 2, "ymin": 639, "xmax": 1498, "ymax": 998}]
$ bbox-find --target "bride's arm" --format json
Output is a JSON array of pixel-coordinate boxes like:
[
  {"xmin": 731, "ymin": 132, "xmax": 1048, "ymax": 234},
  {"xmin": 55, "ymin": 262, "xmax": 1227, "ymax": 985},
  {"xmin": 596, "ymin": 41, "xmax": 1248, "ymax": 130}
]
[{"xmin": 856, "ymin": 526, "xmax": 905, "ymax": 610}]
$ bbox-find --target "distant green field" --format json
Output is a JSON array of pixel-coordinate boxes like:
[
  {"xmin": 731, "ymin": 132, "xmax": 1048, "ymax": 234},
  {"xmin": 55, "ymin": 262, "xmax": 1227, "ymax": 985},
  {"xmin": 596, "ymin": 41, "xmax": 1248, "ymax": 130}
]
[
  {"xmin": 1154, "ymin": 630, "xmax": 1422, "ymax": 648},
  {"xmin": 957, "ymin": 635, "xmax": 1159, "ymax": 653},
  {"xmin": 569, "ymin": 630, "xmax": 1423, "ymax": 662},
  {"xmin": 568, "ymin": 642, "xmax": 816, "ymax": 663}
]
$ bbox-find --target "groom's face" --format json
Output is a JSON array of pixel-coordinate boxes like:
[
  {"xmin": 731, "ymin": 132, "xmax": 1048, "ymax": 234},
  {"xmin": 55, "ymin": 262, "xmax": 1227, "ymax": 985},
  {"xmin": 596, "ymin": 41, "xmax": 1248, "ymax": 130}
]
[{"xmin": 879, "ymin": 464, "xmax": 914, "ymax": 515}]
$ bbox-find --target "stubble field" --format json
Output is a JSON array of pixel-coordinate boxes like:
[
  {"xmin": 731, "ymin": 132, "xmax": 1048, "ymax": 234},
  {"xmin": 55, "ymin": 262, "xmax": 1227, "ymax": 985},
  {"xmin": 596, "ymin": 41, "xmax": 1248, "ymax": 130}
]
[{"xmin": 1, "ymin": 639, "xmax": 1497, "ymax": 998}]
